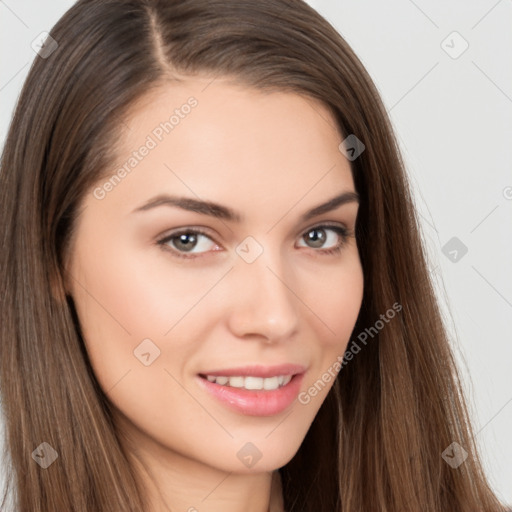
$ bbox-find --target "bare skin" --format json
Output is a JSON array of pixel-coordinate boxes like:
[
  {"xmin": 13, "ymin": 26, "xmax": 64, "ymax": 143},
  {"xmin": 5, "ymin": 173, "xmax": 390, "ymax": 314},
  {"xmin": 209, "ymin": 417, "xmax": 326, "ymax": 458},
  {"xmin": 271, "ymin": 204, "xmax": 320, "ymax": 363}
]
[{"xmin": 64, "ymin": 77, "xmax": 364, "ymax": 512}]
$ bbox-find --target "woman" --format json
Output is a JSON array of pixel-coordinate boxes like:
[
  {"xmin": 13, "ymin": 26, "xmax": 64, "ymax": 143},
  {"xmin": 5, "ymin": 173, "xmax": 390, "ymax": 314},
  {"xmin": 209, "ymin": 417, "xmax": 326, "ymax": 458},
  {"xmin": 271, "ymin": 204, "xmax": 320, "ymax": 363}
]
[{"xmin": 0, "ymin": 0, "xmax": 507, "ymax": 511}]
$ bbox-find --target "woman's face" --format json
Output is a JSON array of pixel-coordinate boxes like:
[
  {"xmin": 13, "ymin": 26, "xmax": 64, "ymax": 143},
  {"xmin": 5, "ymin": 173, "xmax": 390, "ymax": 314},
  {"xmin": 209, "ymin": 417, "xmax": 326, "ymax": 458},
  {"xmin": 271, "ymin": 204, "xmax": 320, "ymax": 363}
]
[{"xmin": 64, "ymin": 78, "xmax": 363, "ymax": 475}]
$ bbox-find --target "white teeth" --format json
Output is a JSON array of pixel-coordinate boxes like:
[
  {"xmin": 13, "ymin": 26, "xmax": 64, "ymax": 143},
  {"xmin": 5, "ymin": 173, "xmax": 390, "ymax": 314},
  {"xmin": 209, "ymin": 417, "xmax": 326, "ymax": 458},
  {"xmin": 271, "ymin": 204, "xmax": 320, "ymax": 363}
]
[
  {"xmin": 228, "ymin": 376, "xmax": 244, "ymax": 388},
  {"xmin": 263, "ymin": 376, "xmax": 279, "ymax": 390},
  {"xmin": 244, "ymin": 376, "xmax": 263, "ymax": 390},
  {"xmin": 203, "ymin": 374, "xmax": 293, "ymax": 390}
]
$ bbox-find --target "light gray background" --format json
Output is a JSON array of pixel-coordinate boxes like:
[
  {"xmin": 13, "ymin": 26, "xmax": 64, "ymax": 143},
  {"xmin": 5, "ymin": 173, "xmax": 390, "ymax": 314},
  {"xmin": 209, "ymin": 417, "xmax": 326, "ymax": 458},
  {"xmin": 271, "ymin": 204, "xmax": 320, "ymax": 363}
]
[{"xmin": 1, "ymin": 0, "xmax": 511, "ymax": 505}]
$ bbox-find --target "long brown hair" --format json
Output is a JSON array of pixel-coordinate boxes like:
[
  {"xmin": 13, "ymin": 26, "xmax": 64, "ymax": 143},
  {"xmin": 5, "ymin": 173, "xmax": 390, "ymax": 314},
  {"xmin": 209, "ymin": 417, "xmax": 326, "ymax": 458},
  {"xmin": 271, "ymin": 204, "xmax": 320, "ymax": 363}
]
[{"xmin": 0, "ymin": 1, "xmax": 507, "ymax": 510}]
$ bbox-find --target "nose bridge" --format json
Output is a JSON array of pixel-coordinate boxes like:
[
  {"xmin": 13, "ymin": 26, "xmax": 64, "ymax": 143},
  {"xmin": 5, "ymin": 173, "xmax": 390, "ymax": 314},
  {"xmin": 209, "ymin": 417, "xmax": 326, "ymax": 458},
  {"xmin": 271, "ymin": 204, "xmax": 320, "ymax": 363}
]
[{"xmin": 227, "ymin": 241, "xmax": 299, "ymax": 341}]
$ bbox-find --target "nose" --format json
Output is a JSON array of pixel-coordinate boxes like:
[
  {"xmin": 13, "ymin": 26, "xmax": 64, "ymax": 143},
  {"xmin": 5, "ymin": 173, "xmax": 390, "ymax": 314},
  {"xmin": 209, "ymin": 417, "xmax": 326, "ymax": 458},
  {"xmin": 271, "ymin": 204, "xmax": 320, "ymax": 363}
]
[{"xmin": 226, "ymin": 249, "xmax": 300, "ymax": 344}]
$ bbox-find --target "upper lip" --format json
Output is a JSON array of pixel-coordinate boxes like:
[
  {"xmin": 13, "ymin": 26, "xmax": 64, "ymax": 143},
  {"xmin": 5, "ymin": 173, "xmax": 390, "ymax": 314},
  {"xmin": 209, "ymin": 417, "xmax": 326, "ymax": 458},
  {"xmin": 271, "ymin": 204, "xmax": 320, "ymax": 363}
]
[{"xmin": 199, "ymin": 363, "xmax": 307, "ymax": 378}]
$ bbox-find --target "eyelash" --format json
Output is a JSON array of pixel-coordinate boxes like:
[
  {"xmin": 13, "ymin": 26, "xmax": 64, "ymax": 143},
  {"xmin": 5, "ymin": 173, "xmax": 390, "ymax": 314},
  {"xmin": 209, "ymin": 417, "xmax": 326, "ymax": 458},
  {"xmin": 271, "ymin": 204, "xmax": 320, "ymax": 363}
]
[{"xmin": 156, "ymin": 223, "xmax": 351, "ymax": 260}]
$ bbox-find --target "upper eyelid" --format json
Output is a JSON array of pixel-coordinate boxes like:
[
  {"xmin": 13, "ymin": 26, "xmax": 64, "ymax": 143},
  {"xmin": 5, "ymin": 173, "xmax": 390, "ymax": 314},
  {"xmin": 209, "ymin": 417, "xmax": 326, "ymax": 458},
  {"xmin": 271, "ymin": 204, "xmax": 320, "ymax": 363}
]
[{"xmin": 160, "ymin": 221, "xmax": 348, "ymax": 236}]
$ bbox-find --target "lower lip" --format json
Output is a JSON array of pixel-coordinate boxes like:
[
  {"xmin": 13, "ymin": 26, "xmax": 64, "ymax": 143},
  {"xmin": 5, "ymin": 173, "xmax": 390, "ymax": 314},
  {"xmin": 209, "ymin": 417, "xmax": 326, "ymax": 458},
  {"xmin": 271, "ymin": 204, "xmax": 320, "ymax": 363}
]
[{"xmin": 196, "ymin": 373, "xmax": 305, "ymax": 416}]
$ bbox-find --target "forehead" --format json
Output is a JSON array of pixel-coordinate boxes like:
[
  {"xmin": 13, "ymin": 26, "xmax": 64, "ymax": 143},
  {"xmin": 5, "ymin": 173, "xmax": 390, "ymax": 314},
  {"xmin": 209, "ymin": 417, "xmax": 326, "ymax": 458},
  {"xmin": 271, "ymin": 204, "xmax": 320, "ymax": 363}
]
[{"xmin": 90, "ymin": 78, "xmax": 356, "ymax": 224}]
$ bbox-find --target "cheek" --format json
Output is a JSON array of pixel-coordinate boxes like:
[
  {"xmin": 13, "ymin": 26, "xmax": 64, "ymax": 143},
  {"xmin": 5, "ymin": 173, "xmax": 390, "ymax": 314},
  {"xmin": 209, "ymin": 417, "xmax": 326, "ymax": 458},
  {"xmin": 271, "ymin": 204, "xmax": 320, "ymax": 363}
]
[
  {"xmin": 71, "ymin": 234, "xmax": 208, "ymax": 340},
  {"xmin": 299, "ymin": 256, "xmax": 364, "ymax": 401},
  {"xmin": 68, "ymin": 244, "xmax": 207, "ymax": 439},
  {"xmin": 68, "ymin": 235, "xmax": 237, "ymax": 407},
  {"xmin": 307, "ymin": 254, "xmax": 364, "ymax": 348},
  {"xmin": 67, "ymin": 239, "xmax": 185, "ymax": 389}
]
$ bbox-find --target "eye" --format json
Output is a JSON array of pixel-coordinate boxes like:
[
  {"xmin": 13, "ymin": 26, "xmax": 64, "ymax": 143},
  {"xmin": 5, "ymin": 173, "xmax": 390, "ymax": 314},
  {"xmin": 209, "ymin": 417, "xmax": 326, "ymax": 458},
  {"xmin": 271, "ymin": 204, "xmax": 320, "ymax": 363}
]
[
  {"xmin": 297, "ymin": 224, "xmax": 349, "ymax": 255},
  {"xmin": 157, "ymin": 228, "xmax": 219, "ymax": 259},
  {"xmin": 156, "ymin": 224, "xmax": 351, "ymax": 260}
]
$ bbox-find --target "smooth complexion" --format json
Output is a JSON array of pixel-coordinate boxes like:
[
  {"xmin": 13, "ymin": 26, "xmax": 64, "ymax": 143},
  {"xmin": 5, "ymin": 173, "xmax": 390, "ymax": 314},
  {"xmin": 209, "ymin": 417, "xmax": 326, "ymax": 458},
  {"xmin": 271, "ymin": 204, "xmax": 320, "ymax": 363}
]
[{"xmin": 63, "ymin": 78, "xmax": 364, "ymax": 512}]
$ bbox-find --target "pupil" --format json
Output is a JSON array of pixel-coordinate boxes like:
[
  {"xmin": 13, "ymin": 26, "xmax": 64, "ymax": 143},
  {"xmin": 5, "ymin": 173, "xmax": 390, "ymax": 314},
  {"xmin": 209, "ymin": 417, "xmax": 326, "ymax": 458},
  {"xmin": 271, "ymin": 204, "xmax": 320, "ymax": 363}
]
[
  {"xmin": 175, "ymin": 233, "xmax": 197, "ymax": 252},
  {"xmin": 307, "ymin": 228, "xmax": 325, "ymax": 248}
]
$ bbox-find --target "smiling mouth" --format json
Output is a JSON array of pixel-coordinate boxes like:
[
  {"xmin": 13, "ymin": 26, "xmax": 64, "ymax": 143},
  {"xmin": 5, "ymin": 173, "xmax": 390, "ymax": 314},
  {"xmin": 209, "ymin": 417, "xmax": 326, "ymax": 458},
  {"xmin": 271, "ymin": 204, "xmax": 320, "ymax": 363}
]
[{"xmin": 196, "ymin": 368, "xmax": 306, "ymax": 416}]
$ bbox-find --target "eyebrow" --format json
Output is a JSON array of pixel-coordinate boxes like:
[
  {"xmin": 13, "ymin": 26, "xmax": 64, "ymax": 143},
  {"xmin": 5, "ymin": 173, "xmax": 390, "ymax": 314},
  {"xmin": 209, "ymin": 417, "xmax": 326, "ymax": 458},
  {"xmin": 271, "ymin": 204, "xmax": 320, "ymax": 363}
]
[{"xmin": 131, "ymin": 190, "xmax": 359, "ymax": 223}]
